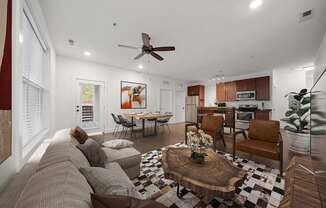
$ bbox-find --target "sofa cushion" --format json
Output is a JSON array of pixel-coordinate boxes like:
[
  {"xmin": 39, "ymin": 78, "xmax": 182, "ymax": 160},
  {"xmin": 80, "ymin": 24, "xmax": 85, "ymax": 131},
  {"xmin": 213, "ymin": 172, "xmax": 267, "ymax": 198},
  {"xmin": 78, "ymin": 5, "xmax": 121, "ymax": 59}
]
[
  {"xmin": 90, "ymin": 194, "xmax": 165, "ymax": 208},
  {"xmin": 77, "ymin": 139, "xmax": 107, "ymax": 167},
  {"xmin": 102, "ymin": 139, "xmax": 134, "ymax": 149},
  {"xmin": 51, "ymin": 128, "xmax": 74, "ymax": 144},
  {"xmin": 70, "ymin": 126, "xmax": 89, "ymax": 144},
  {"xmin": 102, "ymin": 147, "xmax": 141, "ymax": 170},
  {"xmin": 80, "ymin": 163, "xmax": 142, "ymax": 199},
  {"xmin": 38, "ymin": 142, "xmax": 90, "ymax": 171},
  {"xmin": 15, "ymin": 161, "xmax": 93, "ymax": 208}
]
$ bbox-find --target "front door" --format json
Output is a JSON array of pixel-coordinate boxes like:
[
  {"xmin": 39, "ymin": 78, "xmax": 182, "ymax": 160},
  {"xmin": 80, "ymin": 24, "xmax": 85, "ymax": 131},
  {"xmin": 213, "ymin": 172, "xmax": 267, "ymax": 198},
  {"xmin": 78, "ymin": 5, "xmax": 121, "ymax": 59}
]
[{"xmin": 76, "ymin": 79, "xmax": 105, "ymax": 133}]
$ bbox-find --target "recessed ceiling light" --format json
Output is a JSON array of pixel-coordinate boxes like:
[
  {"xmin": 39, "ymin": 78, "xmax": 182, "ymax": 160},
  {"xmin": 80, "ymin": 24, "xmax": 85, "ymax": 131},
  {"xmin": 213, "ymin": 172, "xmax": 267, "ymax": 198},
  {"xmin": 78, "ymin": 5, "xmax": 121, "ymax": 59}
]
[
  {"xmin": 19, "ymin": 34, "xmax": 24, "ymax": 43},
  {"xmin": 138, "ymin": 64, "xmax": 143, "ymax": 69},
  {"xmin": 250, "ymin": 0, "xmax": 263, "ymax": 9},
  {"xmin": 83, "ymin": 51, "xmax": 91, "ymax": 57}
]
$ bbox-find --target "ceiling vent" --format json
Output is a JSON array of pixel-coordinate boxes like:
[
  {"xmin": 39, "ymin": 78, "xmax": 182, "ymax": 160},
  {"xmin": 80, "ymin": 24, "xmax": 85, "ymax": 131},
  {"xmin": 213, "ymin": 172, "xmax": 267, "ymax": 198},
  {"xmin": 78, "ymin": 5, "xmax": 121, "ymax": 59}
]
[{"xmin": 299, "ymin": 9, "xmax": 313, "ymax": 22}]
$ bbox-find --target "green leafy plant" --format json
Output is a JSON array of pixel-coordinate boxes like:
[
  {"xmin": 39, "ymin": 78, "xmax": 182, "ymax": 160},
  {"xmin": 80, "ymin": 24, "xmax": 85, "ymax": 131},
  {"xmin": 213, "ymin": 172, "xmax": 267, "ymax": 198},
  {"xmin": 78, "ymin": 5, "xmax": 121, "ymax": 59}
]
[{"xmin": 281, "ymin": 89, "xmax": 310, "ymax": 134}]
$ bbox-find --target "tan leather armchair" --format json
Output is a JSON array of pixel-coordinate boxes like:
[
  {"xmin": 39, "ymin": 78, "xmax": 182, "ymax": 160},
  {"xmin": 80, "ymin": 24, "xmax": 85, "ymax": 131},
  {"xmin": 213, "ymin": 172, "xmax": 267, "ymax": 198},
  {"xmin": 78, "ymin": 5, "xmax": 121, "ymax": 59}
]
[
  {"xmin": 233, "ymin": 119, "xmax": 283, "ymax": 175},
  {"xmin": 185, "ymin": 115, "xmax": 225, "ymax": 151}
]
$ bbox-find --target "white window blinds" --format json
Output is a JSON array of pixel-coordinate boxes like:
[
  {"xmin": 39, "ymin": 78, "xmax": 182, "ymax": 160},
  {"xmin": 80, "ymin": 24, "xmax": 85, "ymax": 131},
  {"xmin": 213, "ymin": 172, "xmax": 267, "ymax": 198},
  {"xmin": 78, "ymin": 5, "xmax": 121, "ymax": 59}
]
[{"xmin": 22, "ymin": 11, "xmax": 49, "ymax": 147}]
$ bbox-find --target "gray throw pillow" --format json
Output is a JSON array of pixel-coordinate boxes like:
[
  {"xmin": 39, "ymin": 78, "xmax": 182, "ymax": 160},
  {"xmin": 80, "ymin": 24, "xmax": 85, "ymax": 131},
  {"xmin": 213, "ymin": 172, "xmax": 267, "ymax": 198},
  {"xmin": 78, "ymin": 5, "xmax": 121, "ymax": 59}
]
[
  {"xmin": 76, "ymin": 139, "xmax": 107, "ymax": 167},
  {"xmin": 80, "ymin": 166, "xmax": 142, "ymax": 199}
]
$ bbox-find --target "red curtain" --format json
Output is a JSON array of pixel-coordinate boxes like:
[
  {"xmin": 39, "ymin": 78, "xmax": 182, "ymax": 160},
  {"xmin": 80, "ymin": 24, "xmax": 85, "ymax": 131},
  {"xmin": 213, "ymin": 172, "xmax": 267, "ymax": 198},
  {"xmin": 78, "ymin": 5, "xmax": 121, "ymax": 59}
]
[{"xmin": 0, "ymin": 0, "xmax": 12, "ymax": 110}]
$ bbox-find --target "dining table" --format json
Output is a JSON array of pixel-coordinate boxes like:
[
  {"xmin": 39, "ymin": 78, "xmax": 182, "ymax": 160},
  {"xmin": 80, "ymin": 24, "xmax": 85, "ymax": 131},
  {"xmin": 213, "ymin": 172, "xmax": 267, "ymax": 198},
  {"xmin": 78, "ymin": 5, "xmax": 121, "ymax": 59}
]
[{"xmin": 123, "ymin": 113, "xmax": 173, "ymax": 137}]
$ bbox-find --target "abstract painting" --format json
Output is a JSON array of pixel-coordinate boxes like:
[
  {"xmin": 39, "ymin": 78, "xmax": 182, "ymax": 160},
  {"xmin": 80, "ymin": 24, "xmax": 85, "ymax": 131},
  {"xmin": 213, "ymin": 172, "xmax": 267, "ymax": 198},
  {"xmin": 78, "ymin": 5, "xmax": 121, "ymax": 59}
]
[
  {"xmin": 121, "ymin": 81, "xmax": 147, "ymax": 109},
  {"xmin": 0, "ymin": 0, "xmax": 12, "ymax": 164}
]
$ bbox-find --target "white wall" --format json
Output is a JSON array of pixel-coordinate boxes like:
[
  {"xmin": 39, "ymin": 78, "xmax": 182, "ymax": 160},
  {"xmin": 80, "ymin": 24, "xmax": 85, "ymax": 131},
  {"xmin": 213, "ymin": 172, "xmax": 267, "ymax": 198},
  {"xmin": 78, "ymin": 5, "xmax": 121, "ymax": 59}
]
[
  {"xmin": 315, "ymin": 31, "xmax": 326, "ymax": 82},
  {"xmin": 54, "ymin": 56, "xmax": 187, "ymax": 133},
  {"xmin": 0, "ymin": 0, "xmax": 56, "ymax": 191},
  {"xmin": 272, "ymin": 68, "xmax": 307, "ymax": 122}
]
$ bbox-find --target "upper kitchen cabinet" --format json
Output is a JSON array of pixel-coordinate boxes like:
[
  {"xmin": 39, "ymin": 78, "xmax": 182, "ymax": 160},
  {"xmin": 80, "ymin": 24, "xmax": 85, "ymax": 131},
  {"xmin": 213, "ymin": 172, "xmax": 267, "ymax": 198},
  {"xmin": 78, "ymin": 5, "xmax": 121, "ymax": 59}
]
[
  {"xmin": 255, "ymin": 76, "xmax": 270, "ymax": 100},
  {"xmin": 236, "ymin": 78, "xmax": 256, "ymax": 92},
  {"xmin": 236, "ymin": 79, "xmax": 256, "ymax": 92},
  {"xmin": 187, "ymin": 85, "xmax": 205, "ymax": 106},
  {"xmin": 225, "ymin": 81, "xmax": 237, "ymax": 101},
  {"xmin": 216, "ymin": 83, "xmax": 226, "ymax": 102}
]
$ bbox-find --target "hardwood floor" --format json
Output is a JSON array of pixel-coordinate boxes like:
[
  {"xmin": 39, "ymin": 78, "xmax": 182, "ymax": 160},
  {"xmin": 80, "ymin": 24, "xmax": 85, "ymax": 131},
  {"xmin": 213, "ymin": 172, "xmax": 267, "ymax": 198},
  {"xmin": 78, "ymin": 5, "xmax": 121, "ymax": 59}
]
[{"xmin": 94, "ymin": 122, "xmax": 293, "ymax": 170}]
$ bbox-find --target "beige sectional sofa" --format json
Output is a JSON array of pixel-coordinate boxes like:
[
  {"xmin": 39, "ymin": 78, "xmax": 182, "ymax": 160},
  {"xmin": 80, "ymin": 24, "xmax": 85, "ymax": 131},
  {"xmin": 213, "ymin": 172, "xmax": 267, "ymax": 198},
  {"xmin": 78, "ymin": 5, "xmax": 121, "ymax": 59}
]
[{"xmin": 13, "ymin": 128, "xmax": 142, "ymax": 208}]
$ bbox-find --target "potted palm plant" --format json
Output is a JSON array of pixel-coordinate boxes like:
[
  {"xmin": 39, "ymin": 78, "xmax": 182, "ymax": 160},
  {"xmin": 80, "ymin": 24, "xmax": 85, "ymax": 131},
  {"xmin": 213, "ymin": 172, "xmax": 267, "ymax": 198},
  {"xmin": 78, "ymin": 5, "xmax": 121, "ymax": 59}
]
[{"xmin": 281, "ymin": 89, "xmax": 311, "ymax": 154}]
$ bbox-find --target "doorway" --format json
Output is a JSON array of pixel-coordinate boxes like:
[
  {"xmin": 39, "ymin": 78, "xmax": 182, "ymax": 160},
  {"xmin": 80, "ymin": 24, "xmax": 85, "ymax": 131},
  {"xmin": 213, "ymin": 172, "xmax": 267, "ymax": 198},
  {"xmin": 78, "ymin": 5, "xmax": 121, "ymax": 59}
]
[
  {"xmin": 160, "ymin": 89, "xmax": 173, "ymax": 114},
  {"xmin": 175, "ymin": 90, "xmax": 186, "ymax": 123},
  {"xmin": 75, "ymin": 79, "xmax": 105, "ymax": 133}
]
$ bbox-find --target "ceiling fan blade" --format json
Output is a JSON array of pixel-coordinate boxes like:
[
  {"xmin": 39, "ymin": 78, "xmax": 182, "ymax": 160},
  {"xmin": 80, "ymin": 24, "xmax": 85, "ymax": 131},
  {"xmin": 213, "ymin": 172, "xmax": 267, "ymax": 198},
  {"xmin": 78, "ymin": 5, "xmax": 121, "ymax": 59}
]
[
  {"xmin": 134, "ymin": 52, "xmax": 145, "ymax": 60},
  {"xmin": 118, "ymin": 44, "xmax": 139, "ymax": 50},
  {"xmin": 152, "ymin": 46, "xmax": 175, "ymax": 52},
  {"xmin": 150, "ymin": 52, "xmax": 164, "ymax": 61},
  {"xmin": 142, "ymin": 33, "xmax": 150, "ymax": 47}
]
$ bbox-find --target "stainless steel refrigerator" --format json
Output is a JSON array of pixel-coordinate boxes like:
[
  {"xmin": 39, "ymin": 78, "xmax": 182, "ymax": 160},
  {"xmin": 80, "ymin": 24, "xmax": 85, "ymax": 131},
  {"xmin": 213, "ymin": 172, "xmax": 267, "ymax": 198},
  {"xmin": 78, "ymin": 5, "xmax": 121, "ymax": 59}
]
[{"xmin": 185, "ymin": 96, "xmax": 199, "ymax": 123}]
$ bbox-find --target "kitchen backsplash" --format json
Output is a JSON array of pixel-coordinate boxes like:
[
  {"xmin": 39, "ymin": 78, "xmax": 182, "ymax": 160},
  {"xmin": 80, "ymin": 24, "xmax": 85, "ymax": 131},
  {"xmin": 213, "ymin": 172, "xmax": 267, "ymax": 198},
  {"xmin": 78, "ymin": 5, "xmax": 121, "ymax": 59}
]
[{"xmin": 206, "ymin": 100, "xmax": 272, "ymax": 110}]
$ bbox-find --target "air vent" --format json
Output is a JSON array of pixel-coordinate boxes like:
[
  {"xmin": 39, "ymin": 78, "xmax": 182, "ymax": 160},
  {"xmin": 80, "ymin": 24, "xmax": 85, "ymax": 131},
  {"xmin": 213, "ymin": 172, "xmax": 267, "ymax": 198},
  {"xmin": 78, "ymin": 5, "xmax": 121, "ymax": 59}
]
[{"xmin": 299, "ymin": 9, "xmax": 313, "ymax": 22}]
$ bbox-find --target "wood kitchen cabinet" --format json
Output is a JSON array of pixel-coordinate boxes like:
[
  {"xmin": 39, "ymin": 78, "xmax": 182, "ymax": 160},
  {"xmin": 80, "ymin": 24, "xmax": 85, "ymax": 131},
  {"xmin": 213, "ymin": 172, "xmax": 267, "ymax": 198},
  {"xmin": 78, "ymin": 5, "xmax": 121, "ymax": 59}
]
[
  {"xmin": 187, "ymin": 85, "xmax": 205, "ymax": 107},
  {"xmin": 225, "ymin": 81, "xmax": 236, "ymax": 101},
  {"xmin": 216, "ymin": 83, "xmax": 226, "ymax": 102},
  {"xmin": 255, "ymin": 76, "xmax": 270, "ymax": 100},
  {"xmin": 255, "ymin": 111, "xmax": 270, "ymax": 120},
  {"xmin": 236, "ymin": 78, "xmax": 256, "ymax": 92}
]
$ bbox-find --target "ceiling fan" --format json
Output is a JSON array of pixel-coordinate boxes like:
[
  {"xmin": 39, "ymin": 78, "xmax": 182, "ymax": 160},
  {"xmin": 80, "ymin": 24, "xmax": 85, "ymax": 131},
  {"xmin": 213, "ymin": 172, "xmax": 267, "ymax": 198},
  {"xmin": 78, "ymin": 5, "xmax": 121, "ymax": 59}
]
[{"xmin": 118, "ymin": 33, "xmax": 175, "ymax": 61}]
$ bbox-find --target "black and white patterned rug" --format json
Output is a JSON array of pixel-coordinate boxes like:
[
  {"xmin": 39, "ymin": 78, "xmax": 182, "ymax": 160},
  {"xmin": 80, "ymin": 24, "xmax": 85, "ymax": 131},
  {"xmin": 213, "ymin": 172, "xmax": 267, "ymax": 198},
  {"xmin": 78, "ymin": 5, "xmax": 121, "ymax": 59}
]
[{"xmin": 132, "ymin": 143, "xmax": 285, "ymax": 208}]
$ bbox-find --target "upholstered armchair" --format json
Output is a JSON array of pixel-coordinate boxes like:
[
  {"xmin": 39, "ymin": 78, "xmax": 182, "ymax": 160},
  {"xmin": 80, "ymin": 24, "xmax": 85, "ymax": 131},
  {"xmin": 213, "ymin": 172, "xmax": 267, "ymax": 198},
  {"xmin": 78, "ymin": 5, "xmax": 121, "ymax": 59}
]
[
  {"xmin": 233, "ymin": 119, "xmax": 283, "ymax": 175},
  {"xmin": 185, "ymin": 115, "xmax": 225, "ymax": 151}
]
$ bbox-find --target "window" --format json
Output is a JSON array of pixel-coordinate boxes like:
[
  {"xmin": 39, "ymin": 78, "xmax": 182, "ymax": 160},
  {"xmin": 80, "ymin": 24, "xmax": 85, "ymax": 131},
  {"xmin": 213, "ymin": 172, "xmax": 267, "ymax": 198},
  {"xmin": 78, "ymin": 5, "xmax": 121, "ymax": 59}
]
[
  {"xmin": 22, "ymin": 10, "xmax": 49, "ymax": 149},
  {"xmin": 80, "ymin": 84, "xmax": 95, "ymax": 123}
]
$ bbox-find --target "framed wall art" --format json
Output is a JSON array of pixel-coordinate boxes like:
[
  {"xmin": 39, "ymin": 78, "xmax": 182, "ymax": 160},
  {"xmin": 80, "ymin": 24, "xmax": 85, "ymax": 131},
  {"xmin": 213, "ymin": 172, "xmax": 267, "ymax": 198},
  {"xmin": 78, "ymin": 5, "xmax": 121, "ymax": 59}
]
[{"xmin": 121, "ymin": 81, "xmax": 147, "ymax": 109}]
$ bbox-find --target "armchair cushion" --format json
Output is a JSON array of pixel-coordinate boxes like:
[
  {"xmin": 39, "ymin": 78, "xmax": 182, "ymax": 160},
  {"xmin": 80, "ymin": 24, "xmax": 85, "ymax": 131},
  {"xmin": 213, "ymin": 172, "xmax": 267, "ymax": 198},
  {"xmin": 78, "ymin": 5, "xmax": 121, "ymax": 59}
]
[
  {"xmin": 248, "ymin": 120, "xmax": 280, "ymax": 143},
  {"xmin": 236, "ymin": 140, "xmax": 280, "ymax": 160}
]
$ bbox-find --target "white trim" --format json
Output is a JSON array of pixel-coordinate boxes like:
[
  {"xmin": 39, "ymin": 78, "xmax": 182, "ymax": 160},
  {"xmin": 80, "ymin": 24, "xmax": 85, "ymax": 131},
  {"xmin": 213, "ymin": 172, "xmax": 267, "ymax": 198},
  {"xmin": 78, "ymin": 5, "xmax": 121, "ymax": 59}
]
[{"xmin": 22, "ymin": 1, "xmax": 47, "ymax": 51}]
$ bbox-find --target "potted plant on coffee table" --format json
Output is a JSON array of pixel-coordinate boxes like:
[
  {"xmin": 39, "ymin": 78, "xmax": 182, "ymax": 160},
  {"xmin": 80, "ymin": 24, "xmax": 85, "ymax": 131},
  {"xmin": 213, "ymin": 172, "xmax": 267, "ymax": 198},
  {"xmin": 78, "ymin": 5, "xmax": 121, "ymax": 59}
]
[{"xmin": 281, "ymin": 89, "xmax": 311, "ymax": 154}]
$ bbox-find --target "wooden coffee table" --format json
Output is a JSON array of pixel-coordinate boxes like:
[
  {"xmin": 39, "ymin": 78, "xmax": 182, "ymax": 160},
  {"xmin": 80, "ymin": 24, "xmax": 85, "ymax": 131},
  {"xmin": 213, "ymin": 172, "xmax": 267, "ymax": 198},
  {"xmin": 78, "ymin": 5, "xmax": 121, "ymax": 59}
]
[{"xmin": 162, "ymin": 147, "xmax": 246, "ymax": 200}]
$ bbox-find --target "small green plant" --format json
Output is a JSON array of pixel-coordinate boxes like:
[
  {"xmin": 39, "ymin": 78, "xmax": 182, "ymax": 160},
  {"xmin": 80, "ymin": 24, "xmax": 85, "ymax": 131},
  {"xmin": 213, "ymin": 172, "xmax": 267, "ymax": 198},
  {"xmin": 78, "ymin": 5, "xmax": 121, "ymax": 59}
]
[
  {"xmin": 281, "ymin": 89, "xmax": 310, "ymax": 134},
  {"xmin": 190, "ymin": 151, "xmax": 207, "ymax": 160}
]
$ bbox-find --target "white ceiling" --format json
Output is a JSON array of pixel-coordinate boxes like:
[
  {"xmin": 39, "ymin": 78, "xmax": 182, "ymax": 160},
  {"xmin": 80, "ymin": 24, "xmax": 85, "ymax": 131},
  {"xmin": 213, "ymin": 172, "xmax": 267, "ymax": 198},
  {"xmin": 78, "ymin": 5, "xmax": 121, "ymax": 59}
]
[{"xmin": 39, "ymin": 0, "xmax": 326, "ymax": 81}]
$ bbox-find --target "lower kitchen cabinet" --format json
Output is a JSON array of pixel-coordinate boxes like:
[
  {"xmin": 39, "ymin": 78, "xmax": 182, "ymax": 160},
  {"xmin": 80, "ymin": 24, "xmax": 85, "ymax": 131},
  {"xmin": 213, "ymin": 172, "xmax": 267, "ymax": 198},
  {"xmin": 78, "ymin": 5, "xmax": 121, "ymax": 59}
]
[{"xmin": 255, "ymin": 111, "xmax": 271, "ymax": 120}]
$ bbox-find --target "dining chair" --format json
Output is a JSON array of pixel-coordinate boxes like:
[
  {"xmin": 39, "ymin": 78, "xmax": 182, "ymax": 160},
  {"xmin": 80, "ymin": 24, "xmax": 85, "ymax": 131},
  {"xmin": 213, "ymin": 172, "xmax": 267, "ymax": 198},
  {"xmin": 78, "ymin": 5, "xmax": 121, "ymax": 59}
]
[
  {"xmin": 157, "ymin": 112, "xmax": 172, "ymax": 134},
  {"xmin": 111, "ymin": 113, "xmax": 121, "ymax": 136},
  {"xmin": 117, "ymin": 115, "xmax": 136, "ymax": 138}
]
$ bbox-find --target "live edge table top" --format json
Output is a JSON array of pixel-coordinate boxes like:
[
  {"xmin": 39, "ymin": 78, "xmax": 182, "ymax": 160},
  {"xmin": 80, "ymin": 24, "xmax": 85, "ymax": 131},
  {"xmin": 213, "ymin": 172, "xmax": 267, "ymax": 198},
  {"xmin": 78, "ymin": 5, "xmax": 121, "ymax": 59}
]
[
  {"xmin": 123, "ymin": 113, "xmax": 173, "ymax": 120},
  {"xmin": 162, "ymin": 147, "xmax": 247, "ymax": 200}
]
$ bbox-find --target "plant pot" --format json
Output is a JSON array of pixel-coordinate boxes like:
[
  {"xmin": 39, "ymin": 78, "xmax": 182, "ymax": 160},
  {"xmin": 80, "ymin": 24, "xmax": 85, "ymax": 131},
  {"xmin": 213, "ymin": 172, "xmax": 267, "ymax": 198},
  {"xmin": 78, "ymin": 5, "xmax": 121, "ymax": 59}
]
[{"xmin": 285, "ymin": 130, "xmax": 310, "ymax": 155}]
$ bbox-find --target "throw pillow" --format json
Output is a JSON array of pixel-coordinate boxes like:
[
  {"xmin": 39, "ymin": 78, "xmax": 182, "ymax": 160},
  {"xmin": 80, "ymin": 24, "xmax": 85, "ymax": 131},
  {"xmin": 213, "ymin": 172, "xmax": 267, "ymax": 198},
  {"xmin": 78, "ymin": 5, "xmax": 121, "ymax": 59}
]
[
  {"xmin": 70, "ymin": 126, "xmax": 89, "ymax": 144},
  {"xmin": 76, "ymin": 139, "xmax": 107, "ymax": 167},
  {"xmin": 79, "ymin": 167, "xmax": 141, "ymax": 199},
  {"xmin": 91, "ymin": 194, "xmax": 166, "ymax": 208},
  {"xmin": 102, "ymin": 139, "xmax": 134, "ymax": 149}
]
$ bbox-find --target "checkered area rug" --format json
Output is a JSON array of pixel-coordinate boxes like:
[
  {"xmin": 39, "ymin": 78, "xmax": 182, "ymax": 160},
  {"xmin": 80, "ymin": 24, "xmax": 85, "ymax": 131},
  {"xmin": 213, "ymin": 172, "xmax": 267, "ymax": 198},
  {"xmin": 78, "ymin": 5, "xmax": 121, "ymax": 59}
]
[{"xmin": 132, "ymin": 143, "xmax": 285, "ymax": 208}]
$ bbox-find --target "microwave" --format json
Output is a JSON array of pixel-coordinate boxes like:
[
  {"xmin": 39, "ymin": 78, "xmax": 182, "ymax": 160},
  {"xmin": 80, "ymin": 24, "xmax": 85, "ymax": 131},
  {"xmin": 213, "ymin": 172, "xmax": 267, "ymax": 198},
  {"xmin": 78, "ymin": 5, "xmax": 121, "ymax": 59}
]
[{"xmin": 236, "ymin": 91, "xmax": 256, "ymax": 101}]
